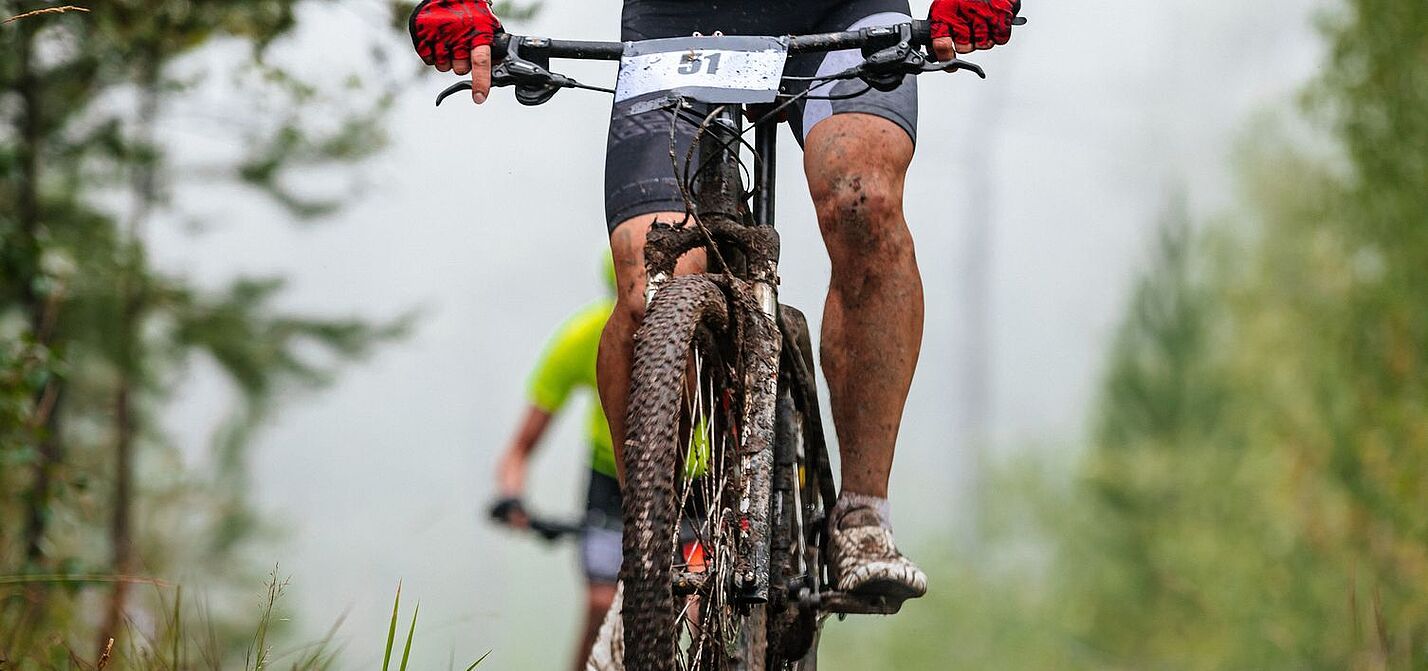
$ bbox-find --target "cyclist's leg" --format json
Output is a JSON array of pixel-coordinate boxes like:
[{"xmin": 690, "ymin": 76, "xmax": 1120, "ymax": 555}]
[
  {"xmin": 793, "ymin": 3, "xmax": 921, "ymax": 507},
  {"xmin": 795, "ymin": 2, "xmax": 929, "ymax": 598},
  {"xmin": 806, "ymin": 115, "xmax": 920, "ymax": 501},
  {"xmin": 599, "ymin": 0, "xmax": 738, "ymax": 481},
  {"xmin": 577, "ymin": 582, "xmax": 618, "ymax": 671},
  {"xmin": 599, "ymin": 215, "xmax": 706, "ymax": 481},
  {"xmin": 577, "ymin": 470, "xmax": 624, "ymax": 670}
]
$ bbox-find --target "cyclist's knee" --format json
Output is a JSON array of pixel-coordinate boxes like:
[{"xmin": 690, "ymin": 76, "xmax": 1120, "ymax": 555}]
[
  {"xmin": 608, "ymin": 215, "xmax": 657, "ymax": 325},
  {"xmin": 806, "ymin": 114, "xmax": 912, "ymax": 257},
  {"xmin": 613, "ymin": 285, "xmax": 647, "ymax": 327},
  {"xmin": 813, "ymin": 173, "xmax": 912, "ymax": 263},
  {"xmin": 608, "ymin": 211, "xmax": 707, "ymax": 326}
]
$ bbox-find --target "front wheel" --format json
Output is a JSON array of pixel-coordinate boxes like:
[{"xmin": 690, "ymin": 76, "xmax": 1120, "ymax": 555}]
[{"xmin": 620, "ymin": 274, "xmax": 767, "ymax": 670}]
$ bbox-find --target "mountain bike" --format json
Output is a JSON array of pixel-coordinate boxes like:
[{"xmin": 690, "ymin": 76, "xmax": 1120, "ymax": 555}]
[{"xmin": 439, "ymin": 18, "xmax": 1015, "ymax": 670}]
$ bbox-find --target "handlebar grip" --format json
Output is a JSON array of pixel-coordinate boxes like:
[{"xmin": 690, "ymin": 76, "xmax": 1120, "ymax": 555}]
[
  {"xmin": 488, "ymin": 33, "xmax": 625, "ymax": 62},
  {"xmin": 911, "ymin": 19, "xmax": 932, "ymax": 46},
  {"xmin": 912, "ymin": 16, "xmax": 1026, "ymax": 46}
]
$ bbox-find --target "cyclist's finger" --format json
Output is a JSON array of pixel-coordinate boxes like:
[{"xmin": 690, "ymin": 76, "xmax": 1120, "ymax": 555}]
[
  {"xmin": 994, "ymin": 21, "xmax": 1013, "ymax": 46},
  {"xmin": 952, "ymin": 9, "xmax": 974, "ymax": 54},
  {"xmin": 433, "ymin": 42, "xmax": 452, "ymax": 72},
  {"xmin": 972, "ymin": 21, "xmax": 991, "ymax": 51},
  {"xmin": 471, "ymin": 44, "xmax": 492, "ymax": 104},
  {"xmin": 932, "ymin": 36, "xmax": 955, "ymax": 63},
  {"xmin": 452, "ymin": 45, "xmax": 472, "ymax": 75}
]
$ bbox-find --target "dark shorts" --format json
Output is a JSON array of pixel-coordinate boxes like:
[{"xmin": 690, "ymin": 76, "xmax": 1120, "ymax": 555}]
[
  {"xmin": 581, "ymin": 469, "xmax": 623, "ymax": 585},
  {"xmin": 604, "ymin": 0, "xmax": 918, "ymax": 230}
]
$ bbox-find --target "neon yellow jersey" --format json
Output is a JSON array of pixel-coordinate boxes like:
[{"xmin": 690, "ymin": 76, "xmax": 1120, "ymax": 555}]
[{"xmin": 527, "ymin": 298, "xmax": 617, "ymax": 477}]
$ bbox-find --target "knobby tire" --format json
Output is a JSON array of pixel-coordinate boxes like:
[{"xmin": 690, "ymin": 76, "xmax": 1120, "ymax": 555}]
[{"xmin": 621, "ymin": 274, "xmax": 749, "ymax": 670}]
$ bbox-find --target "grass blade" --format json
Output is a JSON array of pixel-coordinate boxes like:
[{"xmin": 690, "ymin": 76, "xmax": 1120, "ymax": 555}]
[
  {"xmin": 398, "ymin": 602, "xmax": 419, "ymax": 671},
  {"xmin": 172, "ymin": 585, "xmax": 183, "ymax": 669},
  {"xmin": 382, "ymin": 581, "xmax": 402, "ymax": 671},
  {"xmin": 464, "ymin": 650, "xmax": 492, "ymax": 670}
]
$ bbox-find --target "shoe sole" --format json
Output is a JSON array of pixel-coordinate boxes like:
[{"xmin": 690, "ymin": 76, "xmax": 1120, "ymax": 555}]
[{"xmin": 847, "ymin": 577, "xmax": 926, "ymax": 602}]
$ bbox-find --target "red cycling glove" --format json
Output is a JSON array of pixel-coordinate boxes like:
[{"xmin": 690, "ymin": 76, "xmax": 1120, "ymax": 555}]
[
  {"xmin": 409, "ymin": 0, "xmax": 504, "ymax": 66},
  {"xmin": 929, "ymin": 0, "xmax": 1019, "ymax": 50}
]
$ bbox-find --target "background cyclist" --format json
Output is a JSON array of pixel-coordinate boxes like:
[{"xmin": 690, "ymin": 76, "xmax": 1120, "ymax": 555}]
[{"xmin": 489, "ymin": 257, "xmax": 619, "ymax": 671}]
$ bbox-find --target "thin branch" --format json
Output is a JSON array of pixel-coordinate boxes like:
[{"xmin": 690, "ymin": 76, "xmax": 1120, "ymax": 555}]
[
  {"xmin": 3, "ymin": 5, "xmax": 89, "ymax": 24},
  {"xmin": 0, "ymin": 574, "xmax": 173, "ymax": 588}
]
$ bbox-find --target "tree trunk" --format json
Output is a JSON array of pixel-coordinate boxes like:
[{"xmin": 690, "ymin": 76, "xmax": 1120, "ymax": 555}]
[
  {"xmin": 96, "ymin": 376, "xmax": 137, "ymax": 652},
  {"xmin": 12, "ymin": 2, "xmax": 69, "ymax": 572},
  {"xmin": 96, "ymin": 54, "xmax": 162, "ymax": 652}
]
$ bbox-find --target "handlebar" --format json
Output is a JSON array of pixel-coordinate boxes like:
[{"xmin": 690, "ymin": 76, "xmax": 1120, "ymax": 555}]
[
  {"xmin": 440, "ymin": 17, "xmax": 1028, "ymax": 106},
  {"xmin": 490, "ymin": 16, "xmax": 1025, "ymax": 63},
  {"xmin": 489, "ymin": 498, "xmax": 584, "ymax": 542},
  {"xmin": 525, "ymin": 516, "xmax": 583, "ymax": 542},
  {"xmin": 491, "ymin": 20, "xmax": 936, "ymax": 64}
]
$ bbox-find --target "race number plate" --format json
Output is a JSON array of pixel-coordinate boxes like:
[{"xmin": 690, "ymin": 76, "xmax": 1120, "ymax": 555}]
[{"xmin": 615, "ymin": 36, "xmax": 790, "ymax": 104}]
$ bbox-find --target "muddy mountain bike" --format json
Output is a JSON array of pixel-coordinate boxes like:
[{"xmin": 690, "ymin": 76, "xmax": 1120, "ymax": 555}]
[{"xmin": 438, "ymin": 18, "xmax": 1014, "ymax": 670}]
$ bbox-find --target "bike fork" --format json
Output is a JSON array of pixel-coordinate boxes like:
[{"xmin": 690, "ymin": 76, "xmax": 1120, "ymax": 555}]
[{"xmin": 735, "ymin": 116, "xmax": 782, "ymax": 606}]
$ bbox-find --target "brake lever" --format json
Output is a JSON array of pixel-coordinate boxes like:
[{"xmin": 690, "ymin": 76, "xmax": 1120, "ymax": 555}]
[
  {"xmin": 920, "ymin": 56, "xmax": 986, "ymax": 79},
  {"xmin": 435, "ymin": 39, "xmax": 571, "ymax": 107},
  {"xmin": 436, "ymin": 80, "xmax": 473, "ymax": 107}
]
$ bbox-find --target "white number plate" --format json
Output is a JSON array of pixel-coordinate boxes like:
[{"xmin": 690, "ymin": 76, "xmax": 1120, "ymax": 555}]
[{"xmin": 616, "ymin": 36, "xmax": 789, "ymax": 104}]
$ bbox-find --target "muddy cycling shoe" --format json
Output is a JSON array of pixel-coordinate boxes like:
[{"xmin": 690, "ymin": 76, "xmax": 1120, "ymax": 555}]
[{"xmin": 828, "ymin": 506, "xmax": 928, "ymax": 601}]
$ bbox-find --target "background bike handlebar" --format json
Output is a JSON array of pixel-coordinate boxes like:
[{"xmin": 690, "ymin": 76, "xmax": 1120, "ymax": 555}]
[
  {"xmin": 490, "ymin": 19, "xmax": 937, "ymax": 62},
  {"xmin": 525, "ymin": 516, "xmax": 584, "ymax": 542}
]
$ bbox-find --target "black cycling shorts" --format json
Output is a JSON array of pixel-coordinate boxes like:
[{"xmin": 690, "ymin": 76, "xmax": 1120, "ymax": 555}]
[
  {"xmin": 604, "ymin": 0, "xmax": 918, "ymax": 231},
  {"xmin": 581, "ymin": 469, "xmax": 623, "ymax": 585}
]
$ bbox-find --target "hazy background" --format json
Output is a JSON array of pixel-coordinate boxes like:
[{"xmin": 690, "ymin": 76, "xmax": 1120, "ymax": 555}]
[
  {"xmin": 143, "ymin": 0, "xmax": 1323, "ymax": 666},
  {"xmin": 17, "ymin": 0, "xmax": 1408, "ymax": 667}
]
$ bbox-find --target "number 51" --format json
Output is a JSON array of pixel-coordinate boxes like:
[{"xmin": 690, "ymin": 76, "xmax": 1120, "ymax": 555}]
[{"xmin": 678, "ymin": 52, "xmax": 722, "ymax": 75}]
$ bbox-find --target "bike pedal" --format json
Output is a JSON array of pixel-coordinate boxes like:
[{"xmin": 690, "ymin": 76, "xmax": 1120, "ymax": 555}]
[{"xmin": 819, "ymin": 590, "xmax": 905, "ymax": 616}]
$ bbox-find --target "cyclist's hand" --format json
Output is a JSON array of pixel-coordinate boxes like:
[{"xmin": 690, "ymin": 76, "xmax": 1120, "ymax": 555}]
[
  {"xmin": 929, "ymin": 0, "xmax": 1020, "ymax": 60},
  {"xmin": 489, "ymin": 497, "xmax": 530, "ymax": 529},
  {"xmin": 409, "ymin": 0, "xmax": 504, "ymax": 104}
]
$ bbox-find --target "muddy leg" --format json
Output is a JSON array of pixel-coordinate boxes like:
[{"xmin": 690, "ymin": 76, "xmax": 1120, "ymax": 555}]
[
  {"xmin": 803, "ymin": 113, "xmax": 922, "ymax": 499},
  {"xmin": 598, "ymin": 213, "xmax": 708, "ymax": 483}
]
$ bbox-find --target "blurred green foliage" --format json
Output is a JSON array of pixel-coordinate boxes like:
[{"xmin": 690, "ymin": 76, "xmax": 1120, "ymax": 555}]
[
  {"xmin": 0, "ymin": 0, "xmax": 413, "ymax": 664},
  {"xmin": 826, "ymin": 0, "xmax": 1427, "ymax": 668}
]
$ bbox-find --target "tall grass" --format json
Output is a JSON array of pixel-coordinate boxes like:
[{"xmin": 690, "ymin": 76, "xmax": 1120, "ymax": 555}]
[{"xmin": 0, "ymin": 572, "xmax": 490, "ymax": 670}]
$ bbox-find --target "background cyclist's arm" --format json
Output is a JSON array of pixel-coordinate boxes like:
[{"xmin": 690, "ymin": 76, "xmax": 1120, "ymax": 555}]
[
  {"xmin": 493, "ymin": 405, "xmax": 553, "ymax": 528},
  {"xmin": 492, "ymin": 303, "xmax": 600, "ymax": 527}
]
